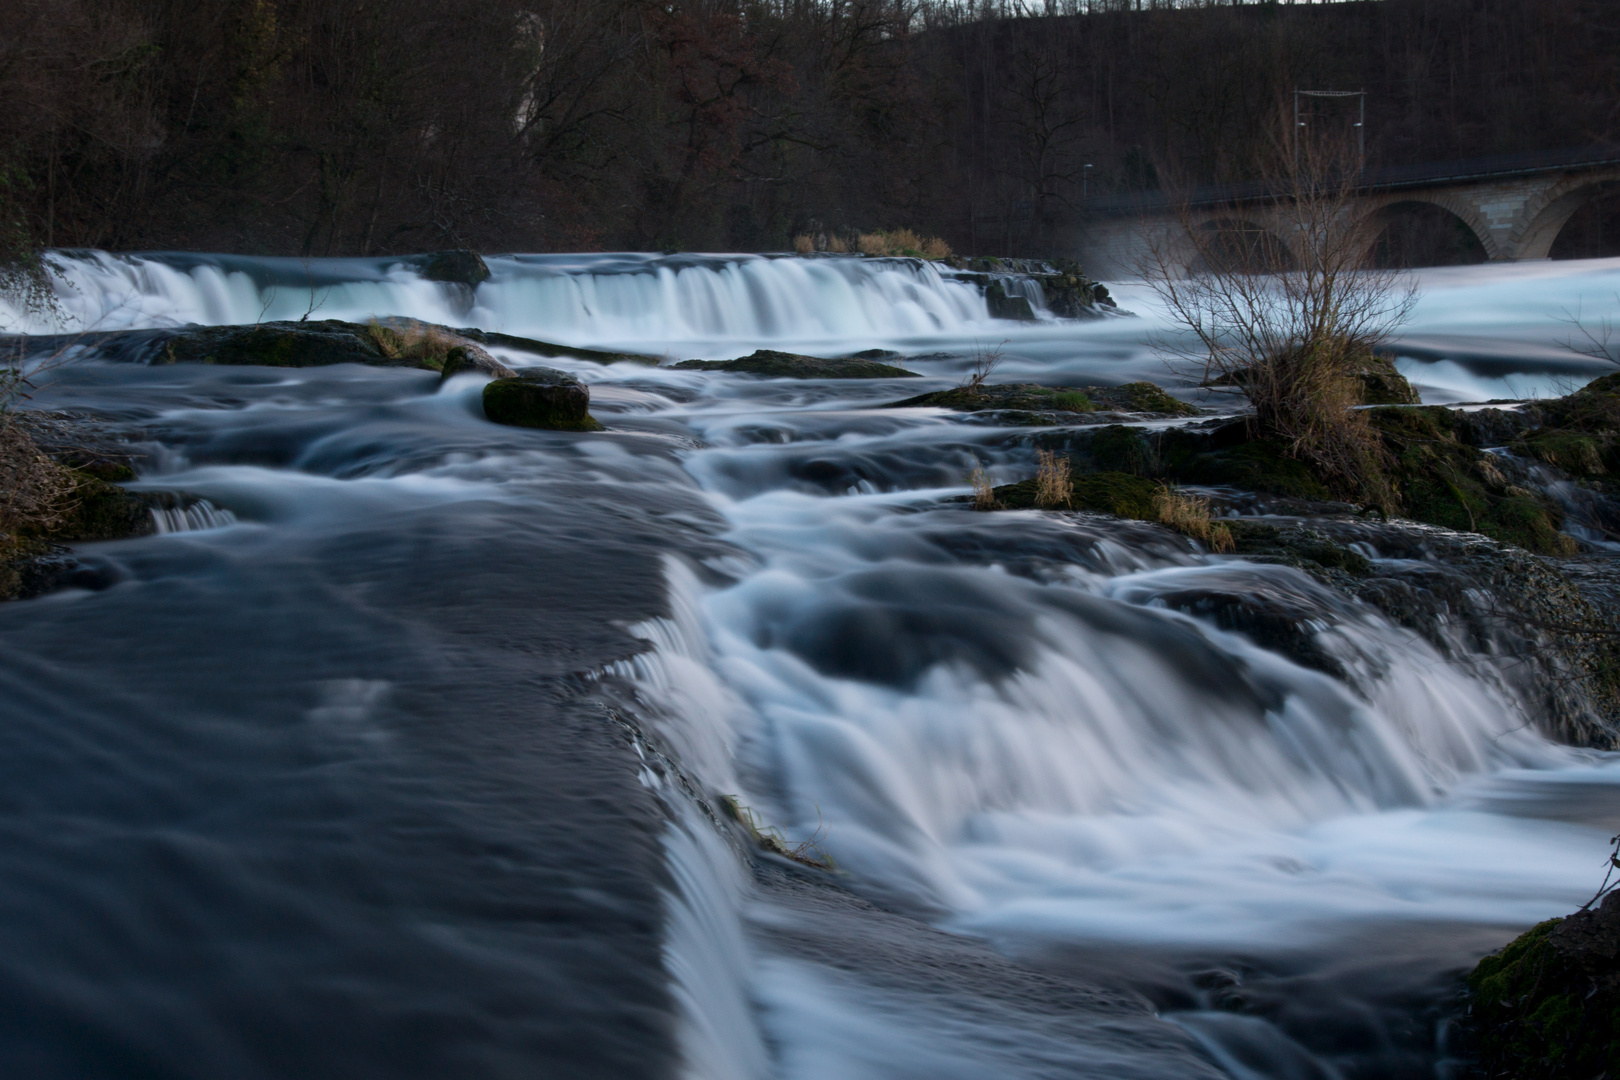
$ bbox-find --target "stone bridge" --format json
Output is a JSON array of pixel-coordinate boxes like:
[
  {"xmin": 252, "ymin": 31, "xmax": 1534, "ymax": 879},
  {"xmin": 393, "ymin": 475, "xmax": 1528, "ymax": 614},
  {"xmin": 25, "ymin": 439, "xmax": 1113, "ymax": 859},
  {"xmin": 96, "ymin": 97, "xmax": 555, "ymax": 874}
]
[{"xmin": 1072, "ymin": 147, "xmax": 1620, "ymax": 277}]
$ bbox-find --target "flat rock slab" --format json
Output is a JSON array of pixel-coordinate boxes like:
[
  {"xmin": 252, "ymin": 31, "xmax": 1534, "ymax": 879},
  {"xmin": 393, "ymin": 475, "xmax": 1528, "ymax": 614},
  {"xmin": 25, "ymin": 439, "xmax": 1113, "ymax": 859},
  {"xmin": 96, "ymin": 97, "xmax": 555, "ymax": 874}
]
[
  {"xmin": 674, "ymin": 349, "xmax": 918, "ymax": 379},
  {"xmin": 889, "ymin": 381, "xmax": 1200, "ymax": 417}
]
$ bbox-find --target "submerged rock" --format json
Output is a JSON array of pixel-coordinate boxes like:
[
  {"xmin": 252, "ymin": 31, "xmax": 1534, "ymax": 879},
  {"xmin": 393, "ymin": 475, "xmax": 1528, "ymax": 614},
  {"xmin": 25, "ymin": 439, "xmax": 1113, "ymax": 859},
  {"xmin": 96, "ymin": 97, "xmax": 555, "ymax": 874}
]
[
  {"xmin": 674, "ymin": 350, "xmax": 918, "ymax": 379},
  {"xmin": 482, "ymin": 369, "xmax": 603, "ymax": 431}
]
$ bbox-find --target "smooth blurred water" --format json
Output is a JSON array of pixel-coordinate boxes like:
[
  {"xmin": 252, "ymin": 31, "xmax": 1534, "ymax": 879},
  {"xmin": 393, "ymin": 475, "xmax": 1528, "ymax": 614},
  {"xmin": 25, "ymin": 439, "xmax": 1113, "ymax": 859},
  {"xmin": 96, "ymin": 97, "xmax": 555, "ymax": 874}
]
[{"xmin": 5, "ymin": 250, "xmax": 1620, "ymax": 1079}]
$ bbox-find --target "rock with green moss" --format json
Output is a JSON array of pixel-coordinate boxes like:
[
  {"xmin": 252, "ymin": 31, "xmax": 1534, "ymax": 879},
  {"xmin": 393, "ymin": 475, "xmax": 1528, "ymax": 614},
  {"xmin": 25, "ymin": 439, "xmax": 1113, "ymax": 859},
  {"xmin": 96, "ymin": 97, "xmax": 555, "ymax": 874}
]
[
  {"xmin": 889, "ymin": 381, "xmax": 1198, "ymax": 421},
  {"xmin": 984, "ymin": 280, "xmax": 1038, "ymax": 321},
  {"xmin": 482, "ymin": 369, "xmax": 603, "ymax": 431},
  {"xmin": 1466, "ymin": 891, "xmax": 1620, "ymax": 1080},
  {"xmin": 158, "ymin": 321, "xmax": 398, "ymax": 368},
  {"xmin": 674, "ymin": 350, "xmax": 918, "ymax": 379},
  {"xmin": 992, "ymin": 469, "xmax": 1159, "ymax": 517}
]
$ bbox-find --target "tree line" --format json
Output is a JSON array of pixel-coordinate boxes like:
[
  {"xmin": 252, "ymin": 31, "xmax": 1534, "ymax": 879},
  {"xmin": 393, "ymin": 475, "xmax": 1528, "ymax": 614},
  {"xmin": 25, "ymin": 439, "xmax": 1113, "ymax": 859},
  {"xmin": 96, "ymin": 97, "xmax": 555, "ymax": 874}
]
[{"xmin": 2, "ymin": 0, "xmax": 1616, "ymax": 263}]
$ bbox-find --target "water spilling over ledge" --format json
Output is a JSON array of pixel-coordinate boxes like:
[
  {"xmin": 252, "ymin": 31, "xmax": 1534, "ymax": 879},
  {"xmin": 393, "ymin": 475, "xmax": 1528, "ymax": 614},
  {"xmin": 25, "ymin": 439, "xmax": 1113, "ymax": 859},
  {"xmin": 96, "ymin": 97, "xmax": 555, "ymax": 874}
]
[{"xmin": 2, "ymin": 251, "xmax": 1620, "ymax": 1079}]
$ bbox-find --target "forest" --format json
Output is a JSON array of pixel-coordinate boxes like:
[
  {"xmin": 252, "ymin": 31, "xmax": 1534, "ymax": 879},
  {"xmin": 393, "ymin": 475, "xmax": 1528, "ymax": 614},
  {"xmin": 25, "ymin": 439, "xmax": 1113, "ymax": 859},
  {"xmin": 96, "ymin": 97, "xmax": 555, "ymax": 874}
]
[{"xmin": 3, "ymin": 0, "xmax": 1618, "ymax": 262}]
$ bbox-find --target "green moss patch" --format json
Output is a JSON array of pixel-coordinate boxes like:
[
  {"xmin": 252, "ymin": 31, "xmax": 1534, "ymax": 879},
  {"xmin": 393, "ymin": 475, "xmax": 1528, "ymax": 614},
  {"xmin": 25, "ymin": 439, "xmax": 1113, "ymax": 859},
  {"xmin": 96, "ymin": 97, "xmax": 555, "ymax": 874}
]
[
  {"xmin": 890, "ymin": 380, "xmax": 1195, "ymax": 418},
  {"xmin": 1466, "ymin": 895, "xmax": 1620, "ymax": 1080}
]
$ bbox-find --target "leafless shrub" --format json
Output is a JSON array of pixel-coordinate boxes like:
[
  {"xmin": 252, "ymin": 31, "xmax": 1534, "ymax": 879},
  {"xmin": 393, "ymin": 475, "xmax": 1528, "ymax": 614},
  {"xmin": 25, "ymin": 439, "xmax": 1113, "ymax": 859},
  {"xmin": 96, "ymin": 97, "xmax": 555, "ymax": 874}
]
[
  {"xmin": 1033, "ymin": 449, "xmax": 1071, "ymax": 508},
  {"xmin": 1140, "ymin": 122, "xmax": 1416, "ymax": 507},
  {"xmin": 1556, "ymin": 298, "xmax": 1620, "ymax": 371},
  {"xmin": 958, "ymin": 340, "xmax": 1006, "ymax": 395}
]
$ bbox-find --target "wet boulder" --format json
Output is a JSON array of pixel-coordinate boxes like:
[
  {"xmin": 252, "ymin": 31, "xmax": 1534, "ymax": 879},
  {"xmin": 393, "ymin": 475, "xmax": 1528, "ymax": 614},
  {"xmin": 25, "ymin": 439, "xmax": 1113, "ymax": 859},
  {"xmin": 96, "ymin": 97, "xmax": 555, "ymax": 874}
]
[
  {"xmin": 158, "ymin": 321, "xmax": 394, "ymax": 368},
  {"xmin": 1466, "ymin": 890, "xmax": 1620, "ymax": 1079},
  {"xmin": 418, "ymin": 250, "xmax": 491, "ymax": 288},
  {"xmin": 482, "ymin": 368, "xmax": 603, "ymax": 431},
  {"xmin": 674, "ymin": 350, "xmax": 918, "ymax": 379},
  {"xmin": 984, "ymin": 280, "xmax": 1037, "ymax": 321},
  {"xmin": 438, "ymin": 343, "xmax": 516, "ymax": 380}
]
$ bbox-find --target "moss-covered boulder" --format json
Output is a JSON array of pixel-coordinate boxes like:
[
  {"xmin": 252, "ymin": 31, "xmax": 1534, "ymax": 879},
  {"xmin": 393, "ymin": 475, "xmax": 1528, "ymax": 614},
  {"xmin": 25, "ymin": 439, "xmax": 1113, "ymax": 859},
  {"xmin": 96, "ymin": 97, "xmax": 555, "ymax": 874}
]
[
  {"xmin": 482, "ymin": 369, "xmax": 603, "ymax": 431},
  {"xmin": 1466, "ymin": 891, "xmax": 1620, "ymax": 1080},
  {"xmin": 992, "ymin": 469, "xmax": 1159, "ymax": 517},
  {"xmin": 1369, "ymin": 406, "xmax": 1576, "ymax": 555},
  {"xmin": 674, "ymin": 350, "xmax": 918, "ymax": 379},
  {"xmin": 1353, "ymin": 353, "xmax": 1422, "ymax": 405},
  {"xmin": 159, "ymin": 321, "xmax": 396, "ymax": 368},
  {"xmin": 984, "ymin": 280, "xmax": 1038, "ymax": 321},
  {"xmin": 889, "ymin": 381, "xmax": 1198, "ymax": 421}
]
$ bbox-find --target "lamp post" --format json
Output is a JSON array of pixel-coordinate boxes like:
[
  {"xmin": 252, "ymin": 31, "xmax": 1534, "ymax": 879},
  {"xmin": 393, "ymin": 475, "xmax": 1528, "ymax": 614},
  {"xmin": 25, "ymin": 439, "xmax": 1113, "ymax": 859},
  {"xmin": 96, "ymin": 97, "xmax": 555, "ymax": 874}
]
[{"xmin": 1294, "ymin": 89, "xmax": 1367, "ymax": 169}]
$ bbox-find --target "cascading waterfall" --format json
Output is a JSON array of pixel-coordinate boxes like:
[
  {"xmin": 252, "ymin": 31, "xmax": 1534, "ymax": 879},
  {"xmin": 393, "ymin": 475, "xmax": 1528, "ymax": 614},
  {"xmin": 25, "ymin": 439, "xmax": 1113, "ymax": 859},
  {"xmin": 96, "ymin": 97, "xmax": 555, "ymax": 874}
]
[
  {"xmin": 0, "ymin": 250, "xmax": 997, "ymax": 348},
  {"xmin": 7, "ymin": 249, "xmax": 1620, "ymax": 1079}
]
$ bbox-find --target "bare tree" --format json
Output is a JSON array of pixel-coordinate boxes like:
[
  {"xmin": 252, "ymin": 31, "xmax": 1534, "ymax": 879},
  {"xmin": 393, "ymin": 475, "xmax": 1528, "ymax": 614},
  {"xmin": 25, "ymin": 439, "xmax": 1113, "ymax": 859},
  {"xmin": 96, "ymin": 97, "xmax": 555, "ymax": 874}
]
[{"xmin": 1140, "ymin": 121, "xmax": 1417, "ymax": 506}]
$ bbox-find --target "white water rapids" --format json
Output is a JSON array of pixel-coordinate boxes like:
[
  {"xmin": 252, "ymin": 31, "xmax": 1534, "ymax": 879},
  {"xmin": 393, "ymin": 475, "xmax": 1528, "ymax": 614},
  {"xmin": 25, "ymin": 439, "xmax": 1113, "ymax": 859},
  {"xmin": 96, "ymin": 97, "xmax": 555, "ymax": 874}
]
[{"xmin": 10, "ymin": 250, "xmax": 1620, "ymax": 1080}]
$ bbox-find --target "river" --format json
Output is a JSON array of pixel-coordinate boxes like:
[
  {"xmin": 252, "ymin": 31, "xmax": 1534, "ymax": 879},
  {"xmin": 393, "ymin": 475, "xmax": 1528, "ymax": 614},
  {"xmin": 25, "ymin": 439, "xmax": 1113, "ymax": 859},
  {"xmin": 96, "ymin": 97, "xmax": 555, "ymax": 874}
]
[{"xmin": 2, "ymin": 251, "xmax": 1619, "ymax": 1079}]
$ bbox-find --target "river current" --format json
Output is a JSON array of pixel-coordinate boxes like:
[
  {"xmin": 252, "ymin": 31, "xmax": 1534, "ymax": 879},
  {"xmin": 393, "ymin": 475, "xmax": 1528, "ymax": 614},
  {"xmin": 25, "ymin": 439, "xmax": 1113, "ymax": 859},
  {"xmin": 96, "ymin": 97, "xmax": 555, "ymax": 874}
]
[{"xmin": 3, "ymin": 251, "xmax": 1620, "ymax": 1079}]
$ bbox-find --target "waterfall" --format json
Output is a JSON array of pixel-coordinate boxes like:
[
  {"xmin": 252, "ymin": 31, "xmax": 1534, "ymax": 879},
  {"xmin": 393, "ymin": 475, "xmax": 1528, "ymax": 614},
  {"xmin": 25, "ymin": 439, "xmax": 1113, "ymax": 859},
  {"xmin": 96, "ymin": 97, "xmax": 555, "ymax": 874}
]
[{"xmin": 1, "ymin": 251, "xmax": 998, "ymax": 350}]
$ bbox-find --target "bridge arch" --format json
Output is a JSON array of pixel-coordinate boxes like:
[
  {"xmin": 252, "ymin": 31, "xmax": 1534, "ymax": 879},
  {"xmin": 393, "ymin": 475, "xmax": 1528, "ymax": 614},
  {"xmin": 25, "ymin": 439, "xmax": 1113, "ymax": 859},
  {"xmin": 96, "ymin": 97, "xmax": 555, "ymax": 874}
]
[
  {"xmin": 1514, "ymin": 170, "xmax": 1620, "ymax": 259},
  {"xmin": 1355, "ymin": 194, "xmax": 1498, "ymax": 264},
  {"xmin": 1359, "ymin": 198, "xmax": 1489, "ymax": 268}
]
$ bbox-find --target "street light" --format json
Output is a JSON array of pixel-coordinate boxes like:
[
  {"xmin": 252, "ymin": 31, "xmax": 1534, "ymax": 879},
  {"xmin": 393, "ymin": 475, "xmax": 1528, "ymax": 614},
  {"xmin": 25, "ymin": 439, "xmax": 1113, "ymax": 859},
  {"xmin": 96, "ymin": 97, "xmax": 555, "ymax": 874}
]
[{"xmin": 1294, "ymin": 89, "xmax": 1366, "ymax": 168}]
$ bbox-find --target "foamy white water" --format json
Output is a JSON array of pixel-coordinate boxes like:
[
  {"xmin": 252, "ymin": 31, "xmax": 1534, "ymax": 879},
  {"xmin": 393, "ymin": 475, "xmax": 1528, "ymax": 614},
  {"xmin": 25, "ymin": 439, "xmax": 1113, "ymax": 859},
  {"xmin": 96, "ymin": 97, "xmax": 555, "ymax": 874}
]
[{"xmin": 12, "ymin": 247, "xmax": 1620, "ymax": 1078}]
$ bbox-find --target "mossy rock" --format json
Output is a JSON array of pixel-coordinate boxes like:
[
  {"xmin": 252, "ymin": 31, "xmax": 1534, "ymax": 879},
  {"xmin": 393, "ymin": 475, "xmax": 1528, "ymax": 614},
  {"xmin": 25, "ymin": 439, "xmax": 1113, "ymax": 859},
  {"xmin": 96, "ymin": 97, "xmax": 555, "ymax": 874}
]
[
  {"xmin": 992, "ymin": 468, "xmax": 1158, "ymax": 517},
  {"xmin": 1368, "ymin": 407, "xmax": 1576, "ymax": 555},
  {"xmin": 1223, "ymin": 520, "xmax": 1372, "ymax": 578},
  {"xmin": 1353, "ymin": 353, "xmax": 1422, "ymax": 405},
  {"xmin": 482, "ymin": 369, "xmax": 603, "ymax": 431},
  {"xmin": 1118, "ymin": 381, "xmax": 1200, "ymax": 416},
  {"xmin": 1089, "ymin": 425, "xmax": 1158, "ymax": 475},
  {"xmin": 888, "ymin": 381, "xmax": 1195, "ymax": 419},
  {"xmin": 674, "ymin": 350, "xmax": 917, "ymax": 379},
  {"xmin": 984, "ymin": 280, "xmax": 1038, "ymax": 321},
  {"xmin": 159, "ymin": 321, "xmax": 395, "ymax": 368},
  {"xmin": 1171, "ymin": 439, "xmax": 1335, "ymax": 502},
  {"xmin": 1466, "ymin": 892, "xmax": 1620, "ymax": 1080}
]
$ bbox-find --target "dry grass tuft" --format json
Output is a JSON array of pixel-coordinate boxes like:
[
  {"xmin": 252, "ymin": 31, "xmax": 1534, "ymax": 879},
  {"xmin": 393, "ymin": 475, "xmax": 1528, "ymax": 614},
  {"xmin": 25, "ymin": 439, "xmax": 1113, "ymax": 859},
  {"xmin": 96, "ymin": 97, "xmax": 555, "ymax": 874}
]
[
  {"xmin": 1034, "ymin": 450, "xmax": 1072, "ymax": 509},
  {"xmin": 826, "ymin": 235, "xmax": 849, "ymax": 253},
  {"xmin": 1154, "ymin": 482, "xmax": 1236, "ymax": 551},
  {"xmin": 792, "ymin": 234, "xmax": 815, "ymax": 254},
  {"xmin": 856, "ymin": 228, "xmax": 952, "ymax": 259},
  {"xmin": 969, "ymin": 465, "xmax": 997, "ymax": 511}
]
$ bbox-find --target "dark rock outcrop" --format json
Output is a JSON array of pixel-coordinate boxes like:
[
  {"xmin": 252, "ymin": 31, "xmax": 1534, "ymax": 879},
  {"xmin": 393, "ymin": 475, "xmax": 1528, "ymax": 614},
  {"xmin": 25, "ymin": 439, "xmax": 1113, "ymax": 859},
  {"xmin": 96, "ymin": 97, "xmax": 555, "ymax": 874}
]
[
  {"xmin": 674, "ymin": 350, "xmax": 918, "ymax": 379},
  {"xmin": 482, "ymin": 368, "xmax": 604, "ymax": 431},
  {"xmin": 890, "ymin": 381, "xmax": 1199, "ymax": 422},
  {"xmin": 1466, "ymin": 890, "xmax": 1620, "ymax": 1079},
  {"xmin": 417, "ymin": 250, "xmax": 491, "ymax": 288},
  {"xmin": 984, "ymin": 280, "xmax": 1037, "ymax": 321},
  {"xmin": 158, "ymin": 320, "xmax": 398, "ymax": 368},
  {"xmin": 438, "ymin": 343, "xmax": 516, "ymax": 380}
]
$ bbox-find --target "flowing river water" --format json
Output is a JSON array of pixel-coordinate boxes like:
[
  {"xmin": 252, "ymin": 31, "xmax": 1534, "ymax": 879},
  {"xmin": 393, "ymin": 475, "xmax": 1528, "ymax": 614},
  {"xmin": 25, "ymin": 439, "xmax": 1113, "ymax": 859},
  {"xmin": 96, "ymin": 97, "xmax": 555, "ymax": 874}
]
[{"xmin": 3, "ymin": 252, "xmax": 1620, "ymax": 1079}]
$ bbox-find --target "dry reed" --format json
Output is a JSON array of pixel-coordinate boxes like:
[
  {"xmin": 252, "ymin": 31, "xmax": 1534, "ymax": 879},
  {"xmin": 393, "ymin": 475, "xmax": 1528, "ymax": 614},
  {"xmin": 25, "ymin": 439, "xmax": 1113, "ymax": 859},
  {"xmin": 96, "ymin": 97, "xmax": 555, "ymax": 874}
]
[{"xmin": 1034, "ymin": 450, "xmax": 1071, "ymax": 508}]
